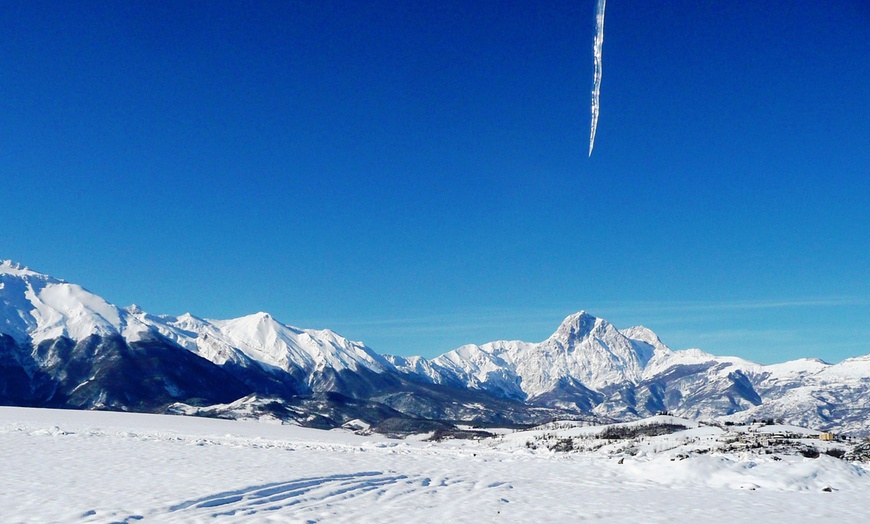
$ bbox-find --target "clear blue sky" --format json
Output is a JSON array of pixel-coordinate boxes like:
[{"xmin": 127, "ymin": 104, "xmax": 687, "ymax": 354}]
[{"xmin": 2, "ymin": 1, "xmax": 869, "ymax": 364}]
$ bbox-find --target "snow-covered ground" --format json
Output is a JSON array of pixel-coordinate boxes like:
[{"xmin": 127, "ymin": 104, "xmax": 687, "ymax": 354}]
[{"xmin": 1, "ymin": 408, "xmax": 868, "ymax": 523}]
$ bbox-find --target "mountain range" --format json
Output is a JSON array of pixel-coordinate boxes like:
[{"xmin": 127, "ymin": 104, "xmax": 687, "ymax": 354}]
[{"xmin": 2, "ymin": 260, "xmax": 868, "ymax": 434}]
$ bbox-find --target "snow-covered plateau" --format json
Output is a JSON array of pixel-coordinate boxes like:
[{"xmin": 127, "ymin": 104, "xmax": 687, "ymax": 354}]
[{"xmin": 2, "ymin": 407, "xmax": 868, "ymax": 523}]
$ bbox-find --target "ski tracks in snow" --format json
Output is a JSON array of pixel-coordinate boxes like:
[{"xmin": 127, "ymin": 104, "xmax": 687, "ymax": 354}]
[
  {"xmin": 90, "ymin": 470, "xmax": 513, "ymax": 523},
  {"xmin": 169, "ymin": 471, "xmax": 409, "ymax": 519}
]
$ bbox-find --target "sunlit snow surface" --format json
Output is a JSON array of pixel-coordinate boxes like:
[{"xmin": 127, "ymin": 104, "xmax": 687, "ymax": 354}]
[{"xmin": 2, "ymin": 408, "xmax": 868, "ymax": 523}]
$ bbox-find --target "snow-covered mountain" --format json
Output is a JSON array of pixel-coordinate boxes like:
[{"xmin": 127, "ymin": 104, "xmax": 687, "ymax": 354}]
[
  {"xmin": 389, "ymin": 311, "xmax": 870, "ymax": 433},
  {"xmin": 0, "ymin": 261, "xmax": 543, "ymax": 428},
  {"xmin": 0, "ymin": 260, "xmax": 388, "ymax": 380},
  {"xmin": 0, "ymin": 260, "xmax": 136, "ymax": 345},
  {"xmin": 2, "ymin": 260, "xmax": 870, "ymax": 434},
  {"xmin": 412, "ymin": 313, "xmax": 659, "ymax": 396},
  {"xmin": 387, "ymin": 312, "xmax": 761, "ymax": 416}
]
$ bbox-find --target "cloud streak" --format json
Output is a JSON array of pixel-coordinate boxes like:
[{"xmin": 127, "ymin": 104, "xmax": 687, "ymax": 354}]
[
  {"xmin": 589, "ymin": 0, "xmax": 606, "ymax": 157},
  {"xmin": 312, "ymin": 297, "xmax": 865, "ymax": 335},
  {"xmin": 601, "ymin": 297, "xmax": 868, "ymax": 316}
]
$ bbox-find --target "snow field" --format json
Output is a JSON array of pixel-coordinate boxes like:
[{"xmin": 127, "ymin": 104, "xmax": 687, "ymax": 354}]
[{"xmin": 1, "ymin": 407, "xmax": 868, "ymax": 523}]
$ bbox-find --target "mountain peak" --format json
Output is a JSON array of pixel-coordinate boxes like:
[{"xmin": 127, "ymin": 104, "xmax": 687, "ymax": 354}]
[
  {"xmin": 568, "ymin": 310, "xmax": 592, "ymax": 321},
  {"xmin": 0, "ymin": 260, "xmax": 53, "ymax": 280},
  {"xmin": 621, "ymin": 325, "xmax": 659, "ymax": 343},
  {"xmin": 126, "ymin": 304, "xmax": 145, "ymax": 315},
  {"xmin": 0, "ymin": 262, "xmax": 122, "ymax": 344},
  {"xmin": 0, "ymin": 260, "xmax": 24, "ymax": 270},
  {"xmin": 551, "ymin": 311, "xmax": 601, "ymax": 341}
]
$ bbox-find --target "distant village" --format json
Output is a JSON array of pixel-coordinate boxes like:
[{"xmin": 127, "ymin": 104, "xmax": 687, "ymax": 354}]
[{"xmin": 487, "ymin": 415, "xmax": 870, "ymax": 462}]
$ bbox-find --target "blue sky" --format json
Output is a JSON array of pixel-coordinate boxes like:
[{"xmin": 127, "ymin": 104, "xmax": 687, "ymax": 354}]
[{"xmin": 2, "ymin": 1, "xmax": 869, "ymax": 363}]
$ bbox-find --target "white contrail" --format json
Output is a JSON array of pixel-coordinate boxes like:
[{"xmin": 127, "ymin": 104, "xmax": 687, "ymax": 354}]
[{"xmin": 589, "ymin": 0, "xmax": 606, "ymax": 157}]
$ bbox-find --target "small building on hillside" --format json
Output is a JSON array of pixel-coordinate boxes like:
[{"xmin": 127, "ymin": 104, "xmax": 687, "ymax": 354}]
[{"xmin": 819, "ymin": 432, "xmax": 835, "ymax": 441}]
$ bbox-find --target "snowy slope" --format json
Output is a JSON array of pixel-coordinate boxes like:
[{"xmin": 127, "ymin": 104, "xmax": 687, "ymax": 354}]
[
  {"xmin": 209, "ymin": 313, "xmax": 390, "ymax": 374},
  {"xmin": 0, "ymin": 260, "xmax": 149, "ymax": 347},
  {"xmin": 718, "ymin": 355, "xmax": 870, "ymax": 433},
  {"xmin": 124, "ymin": 308, "xmax": 390, "ymax": 376}
]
